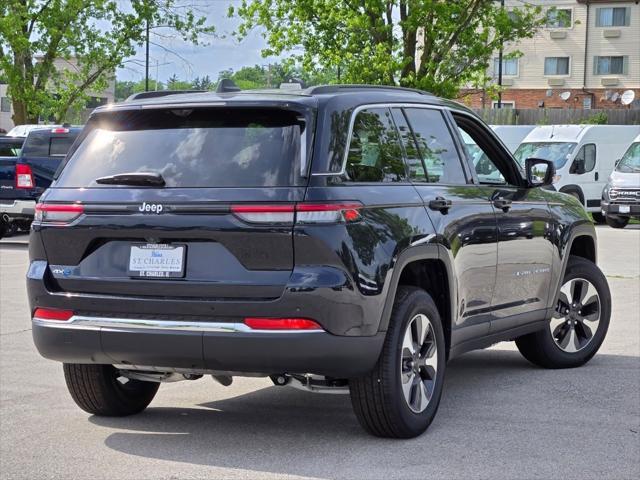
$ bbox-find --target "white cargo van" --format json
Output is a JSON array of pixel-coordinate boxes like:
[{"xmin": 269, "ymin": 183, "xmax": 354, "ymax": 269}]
[
  {"xmin": 514, "ymin": 125, "xmax": 640, "ymax": 216},
  {"xmin": 490, "ymin": 125, "xmax": 536, "ymax": 153}
]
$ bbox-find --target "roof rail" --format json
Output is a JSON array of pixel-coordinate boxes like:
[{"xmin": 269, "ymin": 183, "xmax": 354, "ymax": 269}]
[
  {"xmin": 125, "ymin": 90, "xmax": 206, "ymax": 101},
  {"xmin": 216, "ymin": 79, "xmax": 241, "ymax": 93},
  {"xmin": 307, "ymin": 84, "xmax": 432, "ymax": 96}
]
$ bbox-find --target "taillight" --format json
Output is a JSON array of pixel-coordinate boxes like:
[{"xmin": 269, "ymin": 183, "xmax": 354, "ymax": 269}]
[
  {"xmin": 33, "ymin": 308, "xmax": 74, "ymax": 321},
  {"xmin": 230, "ymin": 204, "xmax": 295, "ymax": 224},
  {"xmin": 296, "ymin": 202, "xmax": 362, "ymax": 224},
  {"xmin": 15, "ymin": 164, "xmax": 34, "ymax": 189},
  {"xmin": 51, "ymin": 127, "xmax": 69, "ymax": 134},
  {"xmin": 34, "ymin": 203, "xmax": 84, "ymax": 224},
  {"xmin": 243, "ymin": 317, "xmax": 323, "ymax": 330},
  {"xmin": 230, "ymin": 202, "xmax": 362, "ymax": 224}
]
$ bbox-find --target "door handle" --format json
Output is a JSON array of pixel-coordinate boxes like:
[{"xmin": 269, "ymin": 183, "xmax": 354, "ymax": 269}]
[
  {"xmin": 595, "ymin": 172, "xmax": 599, "ymax": 181},
  {"xmin": 493, "ymin": 197, "xmax": 512, "ymax": 212},
  {"xmin": 428, "ymin": 196, "xmax": 452, "ymax": 213}
]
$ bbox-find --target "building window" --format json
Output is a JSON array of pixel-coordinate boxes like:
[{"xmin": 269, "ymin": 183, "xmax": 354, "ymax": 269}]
[
  {"xmin": 493, "ymin": 57, "xmax": 518, "ymax": 76},
  {"xmin": 0, "ymin": 97, "xmax": 10, "ymax": 113},
  {"xmin": 594, "ymin": 56, "xmax": 628, "ymax": 75},
  {"xmin": 547, "ymin": 8, "xmax": 572, "ymax": 28},
  {"xmin": 491, "ymin": 101, "xmax": 515, "ymax": 109},
  {"xmin": 544, "ymin": 57, "xmax": 570, "ymax": 76},
  {"xmin": 596, "ymin": 7, "xmax": 630, "ymax": 27}
]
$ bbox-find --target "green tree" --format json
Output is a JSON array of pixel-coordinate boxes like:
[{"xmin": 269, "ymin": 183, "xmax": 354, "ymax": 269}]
[
  {"xmin": 231, "ymin": 0, "xmax": 544, "ymax": 98},
  {"xmin": 217, "ymin": 61, "xmax": 337, "ymax": 90},
  {"xmin": 0, "ymin": 1, "xmax": 214, "ymax": 124},
  {"xmin": 192, "ymin": 75, "xmax": 214, "ymax": 91},
  {"xmin": 166, "ymin": 74, "xmax": 192, "ymax": 90},
  {"xmin": 115, "ymin": 78, "xmax": 164, "ymax": 101}
]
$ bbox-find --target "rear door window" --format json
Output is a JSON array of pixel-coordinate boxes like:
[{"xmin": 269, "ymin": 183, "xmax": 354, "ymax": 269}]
[
  {"xmin": 402, "ymin": 108, "xmax": 466, "ymax": 184},
  {"xmin": 56, "ymin": 108, "xmax": 307, "ymax": 188},
  {"xmin": 345, "ymin": 108, "xmax": 406, "ymax": 182}
]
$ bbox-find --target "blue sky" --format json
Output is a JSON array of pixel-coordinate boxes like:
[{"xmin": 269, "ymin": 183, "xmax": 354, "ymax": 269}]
[{"xmin": 117, "ymin": 1, "xmax": 281, "ymax": 83}]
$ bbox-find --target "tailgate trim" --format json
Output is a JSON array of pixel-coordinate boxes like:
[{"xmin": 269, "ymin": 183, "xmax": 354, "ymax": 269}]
[{"xmin": 32, "ymin": 315, "xmax": 323, "ymax": 334}]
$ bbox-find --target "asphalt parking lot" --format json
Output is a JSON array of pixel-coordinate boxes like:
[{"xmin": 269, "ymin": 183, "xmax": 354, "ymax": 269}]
[{"xmin": 1, "ymin": 226, "xmax": 638, "ymax": 480}]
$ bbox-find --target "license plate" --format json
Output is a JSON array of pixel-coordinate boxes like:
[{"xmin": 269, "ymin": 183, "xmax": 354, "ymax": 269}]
[
  {"xmin": 128, "ymin": 244, "xmax": 185, "ymax": 278},
  {"xmin": 619, "ymin": 205, "xmax": 630, "ymax": 214}
]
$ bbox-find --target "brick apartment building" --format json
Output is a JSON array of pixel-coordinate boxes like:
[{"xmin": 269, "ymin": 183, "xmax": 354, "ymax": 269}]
[{"xmin": 459, "ymin": 0, "xmax": 640, "ymax": 110}]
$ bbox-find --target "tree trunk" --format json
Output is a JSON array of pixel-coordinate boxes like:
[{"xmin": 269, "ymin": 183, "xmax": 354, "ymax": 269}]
[{"xmin": 11, "ymin": 98, "xmax": 36, "ymax": 125}]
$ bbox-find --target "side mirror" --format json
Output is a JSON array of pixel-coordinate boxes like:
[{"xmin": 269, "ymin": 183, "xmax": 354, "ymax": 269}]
[{"xmin": 525, "ymin": 158, "xmax": 555, "ymax": 188}]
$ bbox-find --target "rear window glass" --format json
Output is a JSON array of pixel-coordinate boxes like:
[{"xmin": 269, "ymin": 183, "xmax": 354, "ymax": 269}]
[
  {"xmin": 56, "ymin": 108, "xmax": 307, "ymax": 188},
  {"xmin": 0, "ymin": 140, "xmax": 23, "ymax": 157},
  {"xmin": 50, "ymin": 136, "xmax": 75, "ymax": 156},
  {"xmin": 23, "ymin": 132, "xmax": 79, "ymax": 157}
]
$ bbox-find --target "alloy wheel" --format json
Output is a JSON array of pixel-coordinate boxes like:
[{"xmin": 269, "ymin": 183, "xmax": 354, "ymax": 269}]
[
  {"xmin": 551, "ymin": 277, "xmax": 601, "ymax": 353},
  {"xmin": 400, "ymin": 313, "xmax": 438, "ymax": 413}
]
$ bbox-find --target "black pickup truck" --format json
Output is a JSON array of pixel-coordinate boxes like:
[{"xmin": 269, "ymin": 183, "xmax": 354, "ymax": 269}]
[{"xmin": 0, "ymin": 126, "xmax": 81, "ymax": 238}]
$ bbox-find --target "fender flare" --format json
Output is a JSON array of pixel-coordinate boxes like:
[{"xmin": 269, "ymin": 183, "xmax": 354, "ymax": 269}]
[
  {"xmin": 549, "ymin": 222, "xmax": 598, "ymax": 308},
  {"xmin": 377, "ymin": 243, "xmax": 456, "ymax": 335},
  {"xmin": 559, "ymin": 185, "xmax": 585, "ymax": 206}
]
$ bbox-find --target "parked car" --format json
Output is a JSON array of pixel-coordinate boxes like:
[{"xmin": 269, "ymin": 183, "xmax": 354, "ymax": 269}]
[
  {"xmin": 28, "ymin": 85, "xmax": 611, "ymax": 438},
  {"xmin": 514, "ymin": 125, "xmax": 640, "ymax": 223},
  {"xmin": 6, "ymin": 124, "xmax": 58, "ymax": 138},
  {"xmin": 490, "ymin": 125, "xmax": 536, "ymax": 153},
  {"xmin": 601, "ymin": 134, "xmax": 640, "ymax": 228},
  {"xmin": 0, "ymin": 126, "xmax": 82, "ymax": 238}
]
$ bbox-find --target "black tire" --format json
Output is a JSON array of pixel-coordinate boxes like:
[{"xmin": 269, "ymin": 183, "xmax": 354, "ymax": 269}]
[
  {"xmin": 591, "ymin": 212, "xmax": 606, "ymax": 224},
  {"xmin": 63, "ymin": 364, "xmax": 159, "ymax": 416},
  {"xmin": 350, "ymin": 286, "xmax": 446, "ymax": 438},
  {"xmin": 516, "ymin": 256, "xmax": 610, "ymax": 369},
  {"xmin": 0, "ymin": 220, "xmax": 7, "ymax": 240},
  {"xmin": 605, "ymin": 215, "xmax": 629, "ymax": 229}
]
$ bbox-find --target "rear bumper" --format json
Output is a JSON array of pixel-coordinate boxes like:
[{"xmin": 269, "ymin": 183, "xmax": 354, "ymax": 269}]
[
  {"xmin": 32, "ymin": 316, "xmax": 385, "ymax": 377},
  {"xmin": 0, "ymin": 199, "xmax": 36, "ymax": 218},
  {"xmin": 600, "ymin": 200, "xmax": 640, "ymax": 217}
]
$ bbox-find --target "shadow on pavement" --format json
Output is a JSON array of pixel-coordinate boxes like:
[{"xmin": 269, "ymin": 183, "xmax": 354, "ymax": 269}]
[{"xmin": 88, "ymin": 348, "xmax": 639, "ymax": 479}]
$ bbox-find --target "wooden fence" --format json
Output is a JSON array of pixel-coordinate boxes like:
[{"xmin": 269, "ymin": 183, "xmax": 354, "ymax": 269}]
[{"xmin": 473, "ymin": 108, "xmax": 640, "ymax": 125}]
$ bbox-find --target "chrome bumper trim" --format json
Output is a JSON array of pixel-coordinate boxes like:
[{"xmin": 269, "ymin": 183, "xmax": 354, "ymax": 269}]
[
  {"xmin": 0, "ymin": 199, "xmax": 36, "ymax": 216},
  {"xmin": 32, "ymin": 315, "xmax": 323, "ymax": 334}
]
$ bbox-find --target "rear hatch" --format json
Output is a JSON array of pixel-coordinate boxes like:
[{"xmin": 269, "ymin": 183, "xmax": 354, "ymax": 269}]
[{"xmin": 35, "ymin": 105, "xmax": 313, "ymax": 301}]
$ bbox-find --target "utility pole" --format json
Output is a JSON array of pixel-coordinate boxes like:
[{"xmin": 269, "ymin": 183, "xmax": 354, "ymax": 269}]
[
  {"xmin": 497, "ymin": 0, "xmax": 505, "ymax": 108},
  {"xmin": 145, "ymin": 18, "xmax": 150, "ymax": 92}
]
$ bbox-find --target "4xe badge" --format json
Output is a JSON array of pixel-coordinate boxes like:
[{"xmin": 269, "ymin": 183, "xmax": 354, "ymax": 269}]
[{"xmin": 139, "ymin": 202, "xmax": 163, "ymax": 214}]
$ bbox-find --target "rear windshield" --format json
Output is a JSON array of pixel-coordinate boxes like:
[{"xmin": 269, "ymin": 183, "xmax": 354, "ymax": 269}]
[
  {"xmin": 56, "ymin": 108, "xmax": 307, "ymax": 188},
  {"xmin": 0, "ymin": 139, "xmax": 23, "ymax": 157},
  {"xmin": 23, "ymin": 132, "xmax": 79, "ymax": 157}
]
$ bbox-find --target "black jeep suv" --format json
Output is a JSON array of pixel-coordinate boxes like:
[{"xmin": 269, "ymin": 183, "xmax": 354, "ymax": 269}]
[{"xmin": 28, "ymin": 85, "xmax": 610, "ymax": 438}]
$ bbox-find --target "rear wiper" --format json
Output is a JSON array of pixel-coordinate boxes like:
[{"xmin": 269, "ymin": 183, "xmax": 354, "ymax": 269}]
[{"xmin": 95, "ymin": 172, "xmax": 165, "ymax": 187}]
